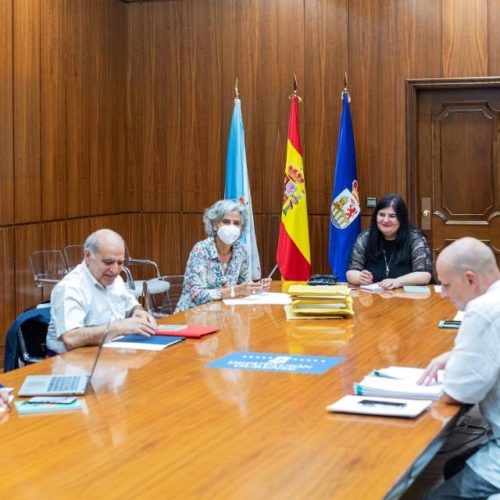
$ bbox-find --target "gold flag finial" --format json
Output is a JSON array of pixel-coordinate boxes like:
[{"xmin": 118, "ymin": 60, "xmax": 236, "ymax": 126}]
[
  {"xmin": 289, "ymin": 75, "xmax": 302, "ymax": 102},
  {"xmin": 234, "ymin": 77, "xmax": 239, "ymax": 99},
  {"xmin": 344, "ymin": 72, "xmax": 348, "ymax": 91}
]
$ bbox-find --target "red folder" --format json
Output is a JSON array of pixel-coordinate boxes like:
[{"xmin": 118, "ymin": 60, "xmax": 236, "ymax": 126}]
[{"xmin": 154, "ymin": 324, "xmax": 219, "ymax": 339}]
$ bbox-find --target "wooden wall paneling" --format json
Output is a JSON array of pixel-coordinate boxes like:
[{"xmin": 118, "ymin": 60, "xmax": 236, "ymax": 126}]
[
  {"xmin": 304, "ymin": 0, "xmax": 348, "ymax": 216},
  {"xmin": 65, "ymin": 0, "xmax": 90, "ymax": 218},
  {"xmin": 259, "ymin": 0, "xmax": 289, "ymax": 217},
  {"xmin": 349, "ymin": 0, "xmax": 397, "ymax": 205},
  {"xmin": 442, "ymin": 0, "xmax": 488, "ymax": 78},
  {"xmin": 14, "ymin": 0, "xmax": 42, "ymax": 224},
  {"xmin": 0, "ymin": 0, "xmax": 14, "ymax": 226},
  {"xmin": 89, "ymin": 214, "xmax": 133, "ymax": 244},
  {"xmin": 181, "ymin": 0, "xmax": 223, "ymax": 212},
  {"xmin": 395, "ymin": 0, "xmax": 441, "ymax": 213},
  {"xmin": 142, "ymin": 214, "xmax": 183, "ymax": 275},
  {"xmin": 126, "ymin": 213, "xmax": 145, "ymax": 265},
  {"xmin": 40, "ymin": 220, "xmax": 66, "ymax": 301},
  {"xmin": 125, "ymin": 4, "xmax": 144, "ymax": 213},
  {"xmin": 180, "ymin": 214, "xmax": 208, "ymax": 275},
  {"xmin": 15, "ymin": 224, "xmax": 43, "ymax": 313},
  {"xmin": 260, "ymin": 214, "xmax": 281, "ymax": 277},
  {"xmin": 88, "ymin": 0, "xmax": 114, "ymax": 216},
  {"xmin": 309, "ymin": 214, "xmax": 330, "ymax": 274},
  {"xmin": 277, "ymin": 0, "xmax": 305, "ymax": 204},
  {"xmin": 221, "ymin": 0, "xmax": 269, "ymax": 215},
  {"xmin": 488, "ymin": 0, "xmax": 500, "ymax": 74},
  {"xmin": 41, "ymin": 220, "xmax": 66, "ymax": 251},
  {"xmin": 109, "ymin": 0, "xmax": 127, "ymax": 214},
  {"xmin": 41, "ymin": 0, "xmax": 67, "ymax": 221},
  {"xmin": 140, "ymin": 2, "xmax": 183, "ymax": 213},
  {"xmin": 0, "ymin": 228, "xmax": 15, "ymax": 346},
  {"xmin": 66, "ymin": 218, "xmax": 90, "ymax": 246}
]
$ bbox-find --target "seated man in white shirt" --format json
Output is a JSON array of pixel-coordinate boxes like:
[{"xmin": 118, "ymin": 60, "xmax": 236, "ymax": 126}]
[
  {"xmin": 46, "ymin": 229, "xmax": 156, "ymax": 353},
  {"xmin": 419, "ymin": 237, "xmax": 500, "ymax": 498}
]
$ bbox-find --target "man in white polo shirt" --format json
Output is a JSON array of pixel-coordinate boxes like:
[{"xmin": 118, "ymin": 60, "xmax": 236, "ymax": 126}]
[
  {"xmin": 46, "ymin": 229, "xmax": 156, "ymax": 353},
  {"xmin": 419, "ymin": 237, "xmax": 500, "ymax": 498}
]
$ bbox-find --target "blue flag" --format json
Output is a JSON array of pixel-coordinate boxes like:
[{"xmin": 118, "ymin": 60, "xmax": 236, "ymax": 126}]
[
  {"xmin": 224, "ymin": 98, "xmax": 261, "ymax": 280},
  {"xmin": 328, "ymin": 91, "xmax": 361, "ymax": 281}
]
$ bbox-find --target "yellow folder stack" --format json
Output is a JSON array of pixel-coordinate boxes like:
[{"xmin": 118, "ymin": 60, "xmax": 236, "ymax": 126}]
[{"xmin": 287, "ymin": 284, "xmax": 354, "ymax": 317}]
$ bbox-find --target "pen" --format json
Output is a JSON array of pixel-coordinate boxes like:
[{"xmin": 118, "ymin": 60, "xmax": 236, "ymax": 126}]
[
  {"xmin": 358, "ymin": 399, "xmax": 407, "ymax": 408},
  {"xmin": 267, "ymin": 264, "xmax": 279, "ymax": 279}
]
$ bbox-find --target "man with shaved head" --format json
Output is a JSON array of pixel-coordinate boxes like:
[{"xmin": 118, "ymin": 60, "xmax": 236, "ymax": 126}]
[
  {"xmin": 419, "ymin": 237, "xmax": 500, "ymax": 498},
  {"xmin": 47, "ymin": 229, "xmax": 156, "ymax": 353}
]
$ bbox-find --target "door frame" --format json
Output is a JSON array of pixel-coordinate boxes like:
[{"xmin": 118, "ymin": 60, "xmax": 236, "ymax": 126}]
[{"xmin": 406, "ymin": 76, "xmax": 500, "ymax": 225}]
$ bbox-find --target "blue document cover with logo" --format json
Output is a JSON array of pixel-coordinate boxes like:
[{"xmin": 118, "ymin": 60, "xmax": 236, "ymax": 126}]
[
  {"xmin": 207, "ymin": 352, "xmax": 344, "ymax": 374},
  {"xmin": 105, "ymin": 334, "xmax": 184, "ymax": 351}
]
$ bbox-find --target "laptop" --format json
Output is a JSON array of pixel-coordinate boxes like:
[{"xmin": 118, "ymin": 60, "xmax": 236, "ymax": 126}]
[{"xmin": 18, "ymin": 331, "xmax": 108, "ymax": 397}]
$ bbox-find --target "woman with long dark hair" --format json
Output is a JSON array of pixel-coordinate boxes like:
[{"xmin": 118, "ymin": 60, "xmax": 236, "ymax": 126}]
[{"xmin": 346, "ymin": 194, "xmax": 432, "ymax": 289}]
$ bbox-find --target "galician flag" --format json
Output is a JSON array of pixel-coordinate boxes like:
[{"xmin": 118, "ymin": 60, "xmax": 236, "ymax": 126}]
[
  {"xmin": 224, "ymin": 96, "xmax": 261, "ymax": 281},
  {"xmin": 328, "ymin": 90, "xmax": 361, "ymax": 281},
  {"xmin": 276, "ymin": 93, "xmax": 311, "ymax": 280}
]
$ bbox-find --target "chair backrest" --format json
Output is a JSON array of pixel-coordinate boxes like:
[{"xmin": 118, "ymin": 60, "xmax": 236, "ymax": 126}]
[
  {"xmin": 4, "ymin": 306, "xmax": 52, "ymax": 371},
  {"xmin": 63, "ymin": 244, "xmax": 85, "ymax": 271},
  {"xmin": 17, "ymin": 315, "xmax": 51, "ymax": 365},
  {"xmin": 29, "ymin": 250, "xmax": 69, "ymax": 287},
  {"xmin": 162, "ymin": 275, "xmax": 184, "ymax": 315},
  {"xmin": 142, "ymin": 275, "xmax": 183, "ymax": 317}
]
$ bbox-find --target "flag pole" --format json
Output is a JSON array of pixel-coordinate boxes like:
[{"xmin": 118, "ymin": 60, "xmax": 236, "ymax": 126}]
[{"xmin": 276, "ymin": 74, "xmax": 311, "ymax": 285}]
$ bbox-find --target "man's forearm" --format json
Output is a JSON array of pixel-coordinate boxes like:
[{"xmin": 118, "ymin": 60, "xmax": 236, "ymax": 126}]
[{"xmin": 62, "ymin": 324, "xmax": 107, "ymax": 351}]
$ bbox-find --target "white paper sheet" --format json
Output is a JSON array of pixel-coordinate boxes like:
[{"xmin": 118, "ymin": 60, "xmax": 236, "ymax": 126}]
[{"xmin": 223, "ymin": 292, "xmax": 291, "ymax": 306}]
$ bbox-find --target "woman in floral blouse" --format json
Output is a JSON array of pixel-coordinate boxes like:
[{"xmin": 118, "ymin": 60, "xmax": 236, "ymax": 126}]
[{"xmin": 175, "ymin": 199, "xmax": 270, "ymax": 312}]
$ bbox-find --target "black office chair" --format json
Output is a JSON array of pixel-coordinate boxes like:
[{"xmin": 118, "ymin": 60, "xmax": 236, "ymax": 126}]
[{"xmin": 4, "ymin": 306, "xmax": 53, "ymax": 372}]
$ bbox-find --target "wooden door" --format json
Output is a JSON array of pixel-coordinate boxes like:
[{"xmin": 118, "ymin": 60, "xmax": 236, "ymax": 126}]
[{"xmin": 407, "ymin": 79, "xmax": 500, "ymax": 265}]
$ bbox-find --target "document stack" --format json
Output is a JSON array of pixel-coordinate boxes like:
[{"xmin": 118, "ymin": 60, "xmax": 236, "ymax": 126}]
[
  {"xmin": 353, "ymin": 366, "xmax": 444, "ymax": 400},
  {"xmin": 326, "ymin": 366, "xmax": 443, "ymax": 418},
  {"xmin": 287, "ymin": 285, "xmax": 354, "ymax": 318}
]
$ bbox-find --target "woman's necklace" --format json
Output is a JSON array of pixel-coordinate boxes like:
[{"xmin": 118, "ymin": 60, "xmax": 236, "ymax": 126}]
[{"xmin": 382, "ymin": 249, "xmax": 394, "ymax": 278}]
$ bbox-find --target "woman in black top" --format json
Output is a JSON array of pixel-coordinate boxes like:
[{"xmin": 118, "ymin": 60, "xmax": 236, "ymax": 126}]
[{"xmin": 346, "ymin": 194, "xmax": 432, "ymax": 289}]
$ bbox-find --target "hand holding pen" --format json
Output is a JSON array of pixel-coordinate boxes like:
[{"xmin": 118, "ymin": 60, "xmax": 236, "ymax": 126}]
[{"xmin": 260, "ymin": 264, "xmax": 278, "ymax": 291}]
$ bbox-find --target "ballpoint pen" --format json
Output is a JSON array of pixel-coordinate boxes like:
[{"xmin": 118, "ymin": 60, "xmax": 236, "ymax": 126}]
[{"xmin": 267, "ymin": 264, "xmax": 279, "ymax": 279}]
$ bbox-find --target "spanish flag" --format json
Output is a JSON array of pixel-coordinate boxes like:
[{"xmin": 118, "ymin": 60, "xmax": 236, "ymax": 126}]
[{"xmin": 276, "ymin": 93, "xmax": 311, "ymax": 281}]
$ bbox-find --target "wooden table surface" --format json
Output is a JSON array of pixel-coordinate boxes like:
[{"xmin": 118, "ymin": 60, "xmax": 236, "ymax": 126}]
[{"xmin": 0, "ymin": 286, "xmax": 461, "ymax": 499}]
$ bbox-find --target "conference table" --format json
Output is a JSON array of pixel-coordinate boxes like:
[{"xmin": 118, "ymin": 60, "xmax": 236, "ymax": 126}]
[{"xmin": 1, "ymin": 285, "xmax": 462, "ymax": 499}]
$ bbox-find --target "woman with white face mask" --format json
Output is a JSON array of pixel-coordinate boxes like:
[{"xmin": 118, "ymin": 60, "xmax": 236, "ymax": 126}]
[{"xmin": 175, "ymin": 199, "xmax": 270, "ymax": 312}]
